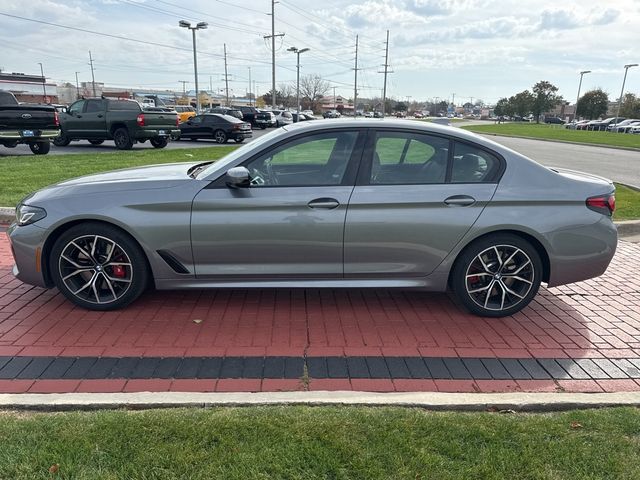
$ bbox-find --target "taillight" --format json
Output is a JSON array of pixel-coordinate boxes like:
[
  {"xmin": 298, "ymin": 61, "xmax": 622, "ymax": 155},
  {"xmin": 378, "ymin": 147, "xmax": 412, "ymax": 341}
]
[
  {"xmin": 54, "ymin": 111, "xmax": 59, "ymax": 126},
  {"xmin": 586, "ymin": 193, "xmax": 615, "ymax": 215},
  {"xmin": 176, "ymin": 115, "xmax": 179, "ymax": 127},
  {"xmin": 233, "ymin": 124, "xmax": 241, "ymax": 130},
  {"xmin": 136, "ymin": 114, "xmax": 145, "ymax": 126}
]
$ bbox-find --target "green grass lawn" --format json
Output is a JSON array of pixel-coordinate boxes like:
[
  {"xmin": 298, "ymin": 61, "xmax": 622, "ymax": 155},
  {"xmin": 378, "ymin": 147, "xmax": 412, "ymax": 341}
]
[
  {"xmin": 461, "ymin": 123, "xmax": 640, "ymax": 149},
  {"xmin": 615, "ymin": 183, "xmax": 640, "ymax": 221},
  {"xmin": 0, "ymin": 406, "xmax": 639, "ymax": 479},
  {"xmin": 0, "ymin": 146, "xmax": 236, "ymax": 207}
]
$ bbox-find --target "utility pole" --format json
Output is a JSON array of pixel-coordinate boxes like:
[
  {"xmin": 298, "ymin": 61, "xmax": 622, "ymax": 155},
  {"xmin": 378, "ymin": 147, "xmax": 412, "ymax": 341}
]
[
  {"xmin": 353, "ymin": 35, "xmax": 359, "ymax": 115},
  {"xmin": 223, "ymin": 43, "xmax": 230, "ymax": 106},
  {"xmin": 209, "ymin": 76, "xmax": 213, "ymax": 108},
  {"xmin": 615, "ymin": 64, "xmax": 638, "ymax": 127},
  {"xmin": 575, "ymin": 70, "xmax": 591, "ymax": 120},
  {"xmin": 451, "ymin": 93, "xmax": 456, "ymax": 107},
  {"xmin": 88, "ymin": 51, "xmax": 96, "ymax": 97},
  {"xmin": 37, "ymin": 62, "xmax": 46, "ymax": 102},
  {"xmin": 75, "ymin": 71, "xmax": 80, "ymax": 100},
  {"xmin": 264, "ymin": 0, "xmax": 285, "ymax": 109},
  {"xmin": 179, "ymin": 80, "xmax": 188, "ymax": 96},
  {"xmin": 380, "ymin": 30, "xmax": 391, "ymax": 116},
  {"xmin": 248, "ymin": 67, "xmax": 252, "ymax": 106},
  {"xmin": 333, "ymin": 86, "xmax": 337, "ymax": 108}
]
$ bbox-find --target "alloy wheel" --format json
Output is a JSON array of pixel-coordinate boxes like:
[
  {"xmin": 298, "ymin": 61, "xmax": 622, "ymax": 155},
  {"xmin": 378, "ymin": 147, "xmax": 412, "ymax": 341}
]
[
  {"xmin": 58, "ymin": 235, "xmax": 133, "ymax": 305},
  {"xmin": 464, "ymin": 244, "xmax": 534, "ymax": 312}
]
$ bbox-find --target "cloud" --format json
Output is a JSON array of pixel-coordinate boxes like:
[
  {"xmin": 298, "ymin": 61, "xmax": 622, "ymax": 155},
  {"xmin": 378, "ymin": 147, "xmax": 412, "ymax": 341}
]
[
  {"xmin": 343, "ymin": 0, "xmax": 428, "ymax": 28},
  {"xmin": 538, "ymin": 9, "xmax": 580, "ymax": 30},
  {"xmin": 589, "ymin": 8, "xmax": 619, "ymax": 25}
]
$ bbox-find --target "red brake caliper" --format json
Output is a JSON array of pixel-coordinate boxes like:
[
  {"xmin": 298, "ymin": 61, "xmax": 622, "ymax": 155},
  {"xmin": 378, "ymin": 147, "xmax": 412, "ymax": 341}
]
[{"xmin": 112, "ymin": 265, "xmax": 126, "ymax": 278}]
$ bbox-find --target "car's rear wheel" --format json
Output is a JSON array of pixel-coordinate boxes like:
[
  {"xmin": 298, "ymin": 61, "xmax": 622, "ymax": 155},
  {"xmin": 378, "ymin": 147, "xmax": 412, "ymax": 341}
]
[
  {"xmin": 113, "ymin": 128, "xmax": 134, "ymax": 150},
  {"xmin": 213, "ymin": 129, "xmax": 227, "ymax": 144},
  {"xmin": 150, "ymin": 137, "xmax": 169, "ymax": 148},
  {"xmin": 53, "ymin": 134, "xmax": 71, "ymax": 147},
  {"xmin": 451, "ymin": 234, "xmax": 542, "ymax": 317},
  {"xmin": 89, "ymin": 139, "xmax": 104, "ymax": 145},
  {"xmin": 29, "ymin": 141, "xmax": 50, "ymax": 155},
  {"xmin": 49, "ymin": 223, "xmax": 149, "ymax": 311},
  {"xmin": 234, "ymin": 138, "xmax": 244, "ymax": 143}
]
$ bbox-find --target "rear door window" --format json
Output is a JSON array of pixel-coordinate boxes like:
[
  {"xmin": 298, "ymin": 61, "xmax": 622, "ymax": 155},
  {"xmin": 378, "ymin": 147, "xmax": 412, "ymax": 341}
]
[{"xmin": 451, "ymin": 142, "xmax": 501, "ymax": 183}]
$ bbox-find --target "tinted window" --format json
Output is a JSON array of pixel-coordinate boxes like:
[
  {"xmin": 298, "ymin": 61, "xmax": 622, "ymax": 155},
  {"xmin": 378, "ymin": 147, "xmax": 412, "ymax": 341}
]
[
  {"xmin": 451, "ymin": 142, "xmax": 501, "ymax": 183},
  {"xmin": 68, "ymin": 100, "xmax": 85, "ymax": 116},
  {"xmin": 371, "ymin": 132, "xmax": 449, "ymax": 184},
  {"xmin": 244, "ymin": 131, "xmax": 359, "ymax": 187},
  {"xmin": 108, "ymin": 100, "xmax": 140, "ymax": 111},
  {"xmin": 85, "ymin": 100, "xmax": 102, "ymax": 113},
  {"xmin": 0, "ymin": 91, "xmax": 18, "ymax": 105},
  {"xmin": 189, "ymin": 116, "xmax": 203, "ymax": 124}
]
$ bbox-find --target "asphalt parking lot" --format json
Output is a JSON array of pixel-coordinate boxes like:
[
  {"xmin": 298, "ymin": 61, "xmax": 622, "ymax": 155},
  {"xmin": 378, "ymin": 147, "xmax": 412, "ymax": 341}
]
[{"xmin": 1, "ymin": 231, "xmax": 639, "ymax": 394}]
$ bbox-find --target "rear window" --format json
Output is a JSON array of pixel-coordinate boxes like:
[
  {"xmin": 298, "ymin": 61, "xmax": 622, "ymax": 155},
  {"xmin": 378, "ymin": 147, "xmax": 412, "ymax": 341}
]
[
  {"xmin": 0, "ymin": 91, "xmax": 18, "ymax": 105},
  {"xmin": 108, "ymin": 100, "xmax": 140, "ymax": 111}
]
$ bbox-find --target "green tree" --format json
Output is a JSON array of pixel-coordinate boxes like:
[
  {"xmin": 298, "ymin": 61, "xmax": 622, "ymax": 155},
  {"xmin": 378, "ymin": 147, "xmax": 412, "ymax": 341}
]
[
  {"xmin": 394, "ymin": 101, "xmax": 407, "ymax": 112},
  {"xmin": 493, "ymin": 97, "xmax": 511, "ymax": 117},
  {"xmin": 576, "ymin": 89, "xmax": 609, "ymax": 119},
  {"xmin": 531, "ymin": 80, "xmax": 561, "ymax": 123},
  {"xmin": 509, "ymin": 90, "xmax": 535, "ymax": 117},
  {"xmin": 619, "ymin": 93, "xmax": 640, "ymax": 118}
]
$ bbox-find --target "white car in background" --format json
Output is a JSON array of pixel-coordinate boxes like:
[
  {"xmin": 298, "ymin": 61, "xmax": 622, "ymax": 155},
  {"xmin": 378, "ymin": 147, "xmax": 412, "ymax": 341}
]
[{"xmin": 273, "ymin": 110, "xmax": 293, "ymax": 127}]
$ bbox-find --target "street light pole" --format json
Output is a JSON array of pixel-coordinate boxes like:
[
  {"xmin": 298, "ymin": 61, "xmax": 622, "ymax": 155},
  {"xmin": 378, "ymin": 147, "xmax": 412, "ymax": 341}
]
[
  {"xmin": 75, "ymin": 71, "xmax": 80, "ymax": 100},
  {"xmin": 287, "ymin": 46, "xmax": 309, "ymax": 122},
  {"xmin": 179, "ymin": 20, "xmax": 208, "ymax": 114},
  {"xmin": 615, "ymin": 63, "xmax": 638, "ymax": 127},
  {"xmin": 37, "ymin": 62, "xmax": 46, "ymax": 103},
  {"xmin": 575, "ymin": 70, "xmax": 591, "ymax": 120}
]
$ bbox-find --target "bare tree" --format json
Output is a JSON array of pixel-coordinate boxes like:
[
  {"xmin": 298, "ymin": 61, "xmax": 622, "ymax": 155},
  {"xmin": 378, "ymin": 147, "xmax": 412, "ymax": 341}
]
[
  {"xmin": 300, "ymin": 74, "xmax": 330, "ymax": 112},
  {"xmin": 278, "ymin": 83, "xmax": 295, "ymax": 108}
]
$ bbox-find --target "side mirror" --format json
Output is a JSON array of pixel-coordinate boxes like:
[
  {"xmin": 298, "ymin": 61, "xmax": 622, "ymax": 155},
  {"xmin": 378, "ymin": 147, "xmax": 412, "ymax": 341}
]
[{"xmin": 225, "ymin": 166, "xmax": 250, "ymax": 188}]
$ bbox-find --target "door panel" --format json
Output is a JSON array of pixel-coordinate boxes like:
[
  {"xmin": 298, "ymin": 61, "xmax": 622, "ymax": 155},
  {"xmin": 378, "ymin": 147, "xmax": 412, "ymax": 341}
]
[
  {"xmin": 344, "ymin": 183, "xmax": 497, "ymax": 277},
  {"xmin": 191, "ymin": 186, "xmax": 353, "ymax": 278},
  {"xmin": 82, "ymin": 100, "xmax": 106, "ymax": 138}
]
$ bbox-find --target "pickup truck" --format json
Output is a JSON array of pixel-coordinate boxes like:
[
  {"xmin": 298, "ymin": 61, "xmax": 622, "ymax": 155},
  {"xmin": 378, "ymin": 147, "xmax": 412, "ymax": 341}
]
[
  {"xmin": 0, "ymin": 90, "xmax": 60, "ymax": 155},
  {"xmin": 54, "ymin": 98, "xmax": 180, "ymax": 150}
]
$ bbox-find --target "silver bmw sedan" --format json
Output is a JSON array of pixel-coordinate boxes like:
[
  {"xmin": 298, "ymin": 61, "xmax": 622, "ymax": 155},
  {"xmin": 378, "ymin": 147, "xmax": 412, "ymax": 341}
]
[{"xmin": 7, "ymin": 119, "xmax": 617, "ymax": 317}]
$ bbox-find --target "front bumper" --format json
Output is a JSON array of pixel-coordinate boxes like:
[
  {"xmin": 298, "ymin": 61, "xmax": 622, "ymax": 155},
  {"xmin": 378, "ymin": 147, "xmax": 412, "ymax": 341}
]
[
  {"xmin": 7, "ymin": 222, "xmax": 49, "ymax": 288},
  {"xmin": 0, "ymin": 129, "xmax": 61, "ymax": 140},
  {"xmin": 135, "ymin": 128, "xmax": 181, "ymax": 140}
]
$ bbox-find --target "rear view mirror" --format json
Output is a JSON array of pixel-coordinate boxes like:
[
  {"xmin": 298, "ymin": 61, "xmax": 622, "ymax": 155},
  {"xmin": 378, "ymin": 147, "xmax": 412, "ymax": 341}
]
[{"xmin": 225, "ymin": 166, "xmax": 250, "ymax": 188}]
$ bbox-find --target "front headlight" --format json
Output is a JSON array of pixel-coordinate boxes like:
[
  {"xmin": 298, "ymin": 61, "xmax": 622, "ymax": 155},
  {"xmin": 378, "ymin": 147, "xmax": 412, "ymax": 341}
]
[{"xmin": 16, "ymin": 204, "xmax": 47, "ymax": 226}]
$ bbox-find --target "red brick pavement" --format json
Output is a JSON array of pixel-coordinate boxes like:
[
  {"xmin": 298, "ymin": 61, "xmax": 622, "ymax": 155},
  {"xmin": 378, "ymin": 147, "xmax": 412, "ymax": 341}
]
[{"xmin": 1, "ymin": 233, "xmax": 640, "ymax": 394}]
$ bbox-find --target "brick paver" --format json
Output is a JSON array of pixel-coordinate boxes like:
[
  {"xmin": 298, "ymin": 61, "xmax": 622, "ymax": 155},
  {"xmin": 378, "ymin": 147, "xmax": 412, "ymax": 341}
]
[{"xmin": 1, "ymin": 233, "xmax": 639, "ymax": 393}]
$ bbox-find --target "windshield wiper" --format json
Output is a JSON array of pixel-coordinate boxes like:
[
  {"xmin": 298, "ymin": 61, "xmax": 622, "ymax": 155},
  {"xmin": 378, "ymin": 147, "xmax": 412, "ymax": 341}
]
[{"xmin": 188, "ymin": 161, "xmax": 214, "ymax": 178}]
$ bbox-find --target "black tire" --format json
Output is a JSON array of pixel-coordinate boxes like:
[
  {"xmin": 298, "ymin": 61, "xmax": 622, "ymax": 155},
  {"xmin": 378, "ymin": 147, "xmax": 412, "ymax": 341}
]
[
  {"xmin": 260, "ymin": 125, "xmax": 266, "ymax": 130},
  {"xmin": 53, "ymin": 134, "xmax": 71, "ymax": 147},
  {"xmin": 451, "ymin": 233, "xmax": 542, "ymax": 317},
  {"xmin": 3, "ymin": 140, "xmax": 19, "ymax": 148},
  {"xmin": 234, "ymin": 138, "xmax": 245, "ymax": 144},
  {"xmin": 213, "ymin": 129, "xmax": 227, "ymax": 144},
  {"xmin": 150, "ymin": 137, "xmax": 169, "ymax": 149},
  {"xmin": 113, "ymin": 128, "xmax": 134, "ymax": 150},
  {"xmin": 49, "ymin": 222, "xmax": 149, "ymax": 311},
  {"xmin": 89, "ymin": 139, "xmax": 105, "ymax": 145},
  {"xmin": 29, "ymin": 141, "xmax": 51, "ymax": 155}
]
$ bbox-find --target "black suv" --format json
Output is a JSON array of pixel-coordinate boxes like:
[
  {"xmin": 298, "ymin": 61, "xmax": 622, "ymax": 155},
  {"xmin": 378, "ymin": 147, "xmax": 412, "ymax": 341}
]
[
  {"xmin": 232, "ymin": 105, "xmax": 260, "ymax": 125},
  {"xmin": 207, "ymin": 106, "xmax": 243, "ymax": 120}
]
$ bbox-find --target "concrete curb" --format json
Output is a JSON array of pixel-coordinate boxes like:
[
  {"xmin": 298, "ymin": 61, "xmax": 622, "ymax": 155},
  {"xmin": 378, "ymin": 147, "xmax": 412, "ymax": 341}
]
[
  {"xmin": 475, "ymin": 131, "xmax": 640, "ymax": 153},
  {"xmin": 1, "ymin": 391, "xmax": 640, "ymax": 412},
  {"xmin": 0, "ymin": 207, "xmax": 14, "ymax": 225}
]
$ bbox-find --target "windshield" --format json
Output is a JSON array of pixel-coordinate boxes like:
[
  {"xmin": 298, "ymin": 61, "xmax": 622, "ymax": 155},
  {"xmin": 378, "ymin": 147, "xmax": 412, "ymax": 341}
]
[{"xmin": 196, "ymin": 127, "xmax": 289, "ymax": 179}]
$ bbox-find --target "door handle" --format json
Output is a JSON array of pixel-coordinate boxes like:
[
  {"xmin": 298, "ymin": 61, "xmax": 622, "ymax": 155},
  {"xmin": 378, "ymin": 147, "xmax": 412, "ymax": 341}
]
[
  {"xmin": 444, "ymin": 195, "xmax": 476, "ymax": 207},
  {"xmin": 76, "ymin": 115, "xmax": 82, "ymax": 118},
  {"xmin": 97, "ymin": 114, "xmax": 103, "ymax": 118},
  {"xmin": 308, "ymin": 197, "xmax": 340, "ymax": 209}
]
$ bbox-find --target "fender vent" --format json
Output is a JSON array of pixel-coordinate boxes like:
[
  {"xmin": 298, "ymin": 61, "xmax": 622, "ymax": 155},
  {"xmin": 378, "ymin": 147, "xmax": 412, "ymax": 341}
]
[{"xmin": 157, "ymin": 250, "xmax": 190, "ymax": 274}]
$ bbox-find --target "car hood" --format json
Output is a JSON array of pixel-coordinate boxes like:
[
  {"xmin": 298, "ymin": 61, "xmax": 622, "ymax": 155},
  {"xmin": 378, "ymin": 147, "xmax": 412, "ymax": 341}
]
[{"xmin": 22, "ymin": 162, "xmax": 200, "ymax": 205}]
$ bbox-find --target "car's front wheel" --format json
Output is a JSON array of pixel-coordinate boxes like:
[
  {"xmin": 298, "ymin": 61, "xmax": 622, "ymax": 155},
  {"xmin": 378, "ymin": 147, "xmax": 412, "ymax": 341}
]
[
  {"xmin": 49, "ymin": 223, "xmax": 149, "ymax": 311},
  {"xmin": 451, "ymin": 234, "xmax": 542, "ymax": 317}
]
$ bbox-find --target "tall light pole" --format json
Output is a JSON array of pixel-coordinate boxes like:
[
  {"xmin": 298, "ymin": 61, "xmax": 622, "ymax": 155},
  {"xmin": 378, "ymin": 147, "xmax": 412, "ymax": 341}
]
[
  {"xmin": 179, "ymin": 20, "xmax": 208, "ymax": 113},
  {"xmin": 615, "ymin": 63, "xmax": 638, "ymax": 126},
  {"xmin": 287, "ymin": 46, "xmax": 309, "ymax": 121},
  {"xmin": 575, "ymin": 70, "xmax": 591, "ymax": 120},
  {"xmin": 37, "ymin": 62, "xmax": 46, "ymax": 102},
  {"xmin": 75, "ymin": 71, "xmax": 80, "ymax": 100}
]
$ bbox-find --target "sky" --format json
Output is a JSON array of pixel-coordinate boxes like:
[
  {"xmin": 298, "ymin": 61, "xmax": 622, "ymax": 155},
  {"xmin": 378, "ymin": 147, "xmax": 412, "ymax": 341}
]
[{"xmin": 0, "ymin": 0, "xmax": 639, "ymax": 105}]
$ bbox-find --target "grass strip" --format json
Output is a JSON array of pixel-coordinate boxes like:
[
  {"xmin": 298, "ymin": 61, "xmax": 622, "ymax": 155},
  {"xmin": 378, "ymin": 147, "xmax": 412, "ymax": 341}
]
[
  {"xmin": 461, "ymin": 123, "xmax": 640, "ymax": 149},
  {"xmin": 0, "ymin": 406, "xmax": 639, "ymax": 479}
]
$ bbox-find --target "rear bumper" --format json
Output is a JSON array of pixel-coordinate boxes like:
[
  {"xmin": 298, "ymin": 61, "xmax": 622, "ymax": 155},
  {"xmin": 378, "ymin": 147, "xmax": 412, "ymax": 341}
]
[
  {"xmin": 229, "ymin": 131, "xmax": 252, "ymax": 140},
  {"xmin": 135, "ymin": 128, "xmax": 181, "ymax": 140},
  {"xmin": 0, "ymin": 129, "xmax": 60, "ymax": 140}
]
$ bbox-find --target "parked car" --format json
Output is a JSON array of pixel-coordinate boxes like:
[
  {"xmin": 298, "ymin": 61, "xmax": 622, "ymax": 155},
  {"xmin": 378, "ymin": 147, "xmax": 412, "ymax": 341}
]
[
  {"xmin": 273, "ymin": 110, "xmax": 293, "ymax": 127},
  {"xmin": 323, "ymin": 110, "xmax": 341, "ymax": 119},
  {"xmin": 607, "ymin": 119, "xmax": 640, "ymax": 133},
  {"xmin": 254, "ymin": 110, "xmax": 277, "ymax": 129},
  {"xmin": 413, "ymin": 111, "xmax": 424, "ymax": 118},
  {"xmin": 301, "ymin": 110, "xmax": 314, "ymax": 116},
  {"xmin": 54, "ymin": 98, "xmax": 179, "ymax": 150},
  {"xmin": 565, "ymin": 119, "xmax": 590, "ymax": 130},
  {"xmin": 630, "ymin": 124, "xmax": 640, "ymax": 134},
  {"xmin": 291, "ymin": 113, "xmax": 317, "ymax": 122},
  {"xmin": 173, "ymin": 105, "xmax": 197, "ymax": 123},
  {"xmin": 363, "ymin": 112, "xmax": 374, "ymax": 118},
  {"xmin": 206, "ymin": 106, "xmax": 243, "ymax": 120},
  {"xmin": 0, "ymin": 90, "xmax": 60, "ymax": 155},
  {"xmin": 373, "ymin": 111, "xmax": 384, "ymax": 118},
  {"xmin": 7, "ymin": 120, "xmax": 617, "ymax": 317},
  {"xmin": 178, "ymin": 113, "xmax": 252, "ymax": 143},
  {"xmin": 587, "ymin": 117, "xmax": 625, "ymax": 131},
  {"xmin": 544, "ymin": 117, "xmax": 565, "ymax": 125},
  {"xmin": 231, "ymin": 105, "xmax": 260, "ymax": 125}
]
